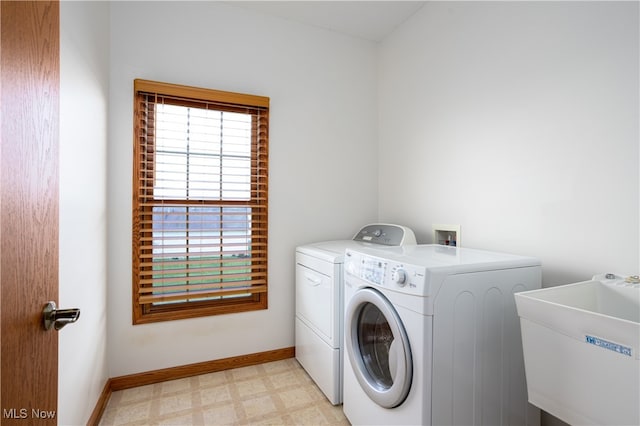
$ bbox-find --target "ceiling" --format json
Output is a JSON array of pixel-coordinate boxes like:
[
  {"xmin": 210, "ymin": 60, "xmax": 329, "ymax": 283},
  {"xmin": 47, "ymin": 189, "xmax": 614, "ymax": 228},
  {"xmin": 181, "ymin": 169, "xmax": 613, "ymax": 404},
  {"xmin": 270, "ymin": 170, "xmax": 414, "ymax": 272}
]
[{"xmin": 225, "ymin": 1, "xmax": 427, "ymax": 42}]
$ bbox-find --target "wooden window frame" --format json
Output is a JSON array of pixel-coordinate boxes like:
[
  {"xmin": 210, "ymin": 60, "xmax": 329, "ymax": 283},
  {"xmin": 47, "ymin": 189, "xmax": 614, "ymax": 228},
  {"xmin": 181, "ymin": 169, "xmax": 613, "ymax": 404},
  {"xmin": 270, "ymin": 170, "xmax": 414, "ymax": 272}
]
[{"xmin": 132, "ymin": 79, "xmax": 269, "ymax": 324}]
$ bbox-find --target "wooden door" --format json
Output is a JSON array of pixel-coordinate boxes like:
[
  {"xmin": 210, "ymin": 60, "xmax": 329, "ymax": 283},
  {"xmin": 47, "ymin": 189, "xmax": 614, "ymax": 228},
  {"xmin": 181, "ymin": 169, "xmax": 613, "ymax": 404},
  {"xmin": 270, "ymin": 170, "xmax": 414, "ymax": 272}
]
[{"xmin": 1, "ymin": 1, "xmax": 60, "ymax": 424}]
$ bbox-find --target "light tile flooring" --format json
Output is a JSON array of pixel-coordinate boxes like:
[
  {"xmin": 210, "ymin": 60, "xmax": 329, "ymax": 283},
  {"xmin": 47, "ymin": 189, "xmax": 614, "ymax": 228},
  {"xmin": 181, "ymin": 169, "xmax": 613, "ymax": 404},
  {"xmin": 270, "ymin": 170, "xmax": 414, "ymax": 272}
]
[{"xmin": 99, "ymin": 358, "xmax": 350, "ymax": 426}]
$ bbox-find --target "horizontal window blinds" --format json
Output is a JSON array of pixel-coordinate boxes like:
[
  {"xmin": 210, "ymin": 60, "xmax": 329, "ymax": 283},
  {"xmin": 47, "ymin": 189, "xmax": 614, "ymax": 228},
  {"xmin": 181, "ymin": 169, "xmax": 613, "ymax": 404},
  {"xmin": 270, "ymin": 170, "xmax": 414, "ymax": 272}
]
[{"xmin": 133, "ymin": 79, "xmax": 269, "ymax": 322}]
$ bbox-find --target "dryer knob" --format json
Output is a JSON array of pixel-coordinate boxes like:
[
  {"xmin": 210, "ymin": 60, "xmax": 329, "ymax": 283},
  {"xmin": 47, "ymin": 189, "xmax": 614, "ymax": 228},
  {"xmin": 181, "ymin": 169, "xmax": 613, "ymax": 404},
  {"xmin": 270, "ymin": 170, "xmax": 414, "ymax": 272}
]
[{"xmin": 392, "ymin": 269, "xmax": 407, "ymax": 286}]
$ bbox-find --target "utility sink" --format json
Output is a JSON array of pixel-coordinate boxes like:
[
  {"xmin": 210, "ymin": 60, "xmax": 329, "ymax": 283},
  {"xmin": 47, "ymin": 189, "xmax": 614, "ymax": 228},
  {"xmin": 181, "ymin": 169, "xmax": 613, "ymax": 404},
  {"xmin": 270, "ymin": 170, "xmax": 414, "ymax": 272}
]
[{"xmin": 515, "ymin": 273, "xmax": 640, "ymax": 426}]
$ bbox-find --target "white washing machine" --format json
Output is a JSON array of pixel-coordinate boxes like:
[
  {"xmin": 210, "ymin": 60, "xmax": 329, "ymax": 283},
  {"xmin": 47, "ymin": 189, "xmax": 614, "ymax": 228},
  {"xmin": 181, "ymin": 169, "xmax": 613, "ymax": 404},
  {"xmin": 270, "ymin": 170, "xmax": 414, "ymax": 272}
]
[
  {"xmin": 343, "ymin": 244, "xmax": 542, "ymax": 426},
  {"xmin": 295, "ymin": 224, "xmax": 416, "ymax": 405}
]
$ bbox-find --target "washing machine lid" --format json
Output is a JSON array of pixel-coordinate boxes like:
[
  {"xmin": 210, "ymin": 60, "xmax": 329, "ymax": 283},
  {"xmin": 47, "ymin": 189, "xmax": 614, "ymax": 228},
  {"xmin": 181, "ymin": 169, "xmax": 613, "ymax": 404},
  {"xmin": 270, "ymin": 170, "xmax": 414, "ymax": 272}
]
[
  {"xmin": 351, "ymin": 244, "xmax": 541, "ymax": 273},
  {"xmin": 344, "ymin": 244, "xmax": 541, "ymax": 301}
]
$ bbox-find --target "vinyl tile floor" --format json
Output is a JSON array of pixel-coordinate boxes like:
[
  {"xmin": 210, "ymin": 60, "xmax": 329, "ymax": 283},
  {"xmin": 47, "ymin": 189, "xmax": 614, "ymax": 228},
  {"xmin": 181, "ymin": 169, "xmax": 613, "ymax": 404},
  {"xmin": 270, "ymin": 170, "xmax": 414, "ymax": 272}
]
[{"xmin": 99, "ymin": 358, "xmax": 350, "ymax": 426}]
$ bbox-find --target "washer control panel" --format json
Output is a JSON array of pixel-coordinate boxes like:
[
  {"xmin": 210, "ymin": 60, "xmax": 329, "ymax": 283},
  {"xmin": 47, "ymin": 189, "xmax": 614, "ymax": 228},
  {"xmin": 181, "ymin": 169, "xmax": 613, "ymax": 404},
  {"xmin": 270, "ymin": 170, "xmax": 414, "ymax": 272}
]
[{"xmin": 345, "ymin": 249, "xmax": 427, "ymax": 295}]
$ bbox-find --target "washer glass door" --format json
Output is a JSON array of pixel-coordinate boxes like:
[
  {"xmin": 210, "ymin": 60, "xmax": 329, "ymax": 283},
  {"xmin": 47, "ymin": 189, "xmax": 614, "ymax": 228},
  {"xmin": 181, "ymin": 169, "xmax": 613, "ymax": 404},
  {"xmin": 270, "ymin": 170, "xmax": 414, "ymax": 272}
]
[{"xmin": 345, "ymin": 287, "xmax": 412, "ymax": 408}]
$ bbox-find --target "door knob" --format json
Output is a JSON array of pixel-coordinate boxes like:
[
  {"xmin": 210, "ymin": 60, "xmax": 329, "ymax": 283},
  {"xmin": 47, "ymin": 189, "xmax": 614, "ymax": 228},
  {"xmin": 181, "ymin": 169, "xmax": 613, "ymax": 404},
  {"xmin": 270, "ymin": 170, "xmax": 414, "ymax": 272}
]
[{"xmin": 42, "ymin": 301, "xmax": 80, "ymax": 331}]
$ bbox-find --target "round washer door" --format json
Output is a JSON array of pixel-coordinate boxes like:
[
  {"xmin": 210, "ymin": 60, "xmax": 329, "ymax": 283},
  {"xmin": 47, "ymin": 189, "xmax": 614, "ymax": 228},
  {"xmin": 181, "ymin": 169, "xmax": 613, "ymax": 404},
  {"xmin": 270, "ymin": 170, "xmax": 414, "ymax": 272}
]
[{"xmin": 345, "ymin": 287, "xmax": 412, "ymax": 408}]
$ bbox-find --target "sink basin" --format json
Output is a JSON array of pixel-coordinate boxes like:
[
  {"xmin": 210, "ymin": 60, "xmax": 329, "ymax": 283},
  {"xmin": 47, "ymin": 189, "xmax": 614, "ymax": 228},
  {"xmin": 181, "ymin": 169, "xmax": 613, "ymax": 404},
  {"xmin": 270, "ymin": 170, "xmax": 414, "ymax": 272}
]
[{"xmin": 515, "ymin": 274, "xmax": 640, "ymax": 426}]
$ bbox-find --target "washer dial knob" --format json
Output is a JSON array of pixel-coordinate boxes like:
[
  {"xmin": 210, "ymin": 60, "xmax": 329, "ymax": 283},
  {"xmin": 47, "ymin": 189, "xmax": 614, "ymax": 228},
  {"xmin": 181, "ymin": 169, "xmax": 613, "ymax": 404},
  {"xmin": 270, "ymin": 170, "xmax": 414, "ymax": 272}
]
[{"xmin": 392, "ymin": 268, "xmax": 407, "ymax": 286}]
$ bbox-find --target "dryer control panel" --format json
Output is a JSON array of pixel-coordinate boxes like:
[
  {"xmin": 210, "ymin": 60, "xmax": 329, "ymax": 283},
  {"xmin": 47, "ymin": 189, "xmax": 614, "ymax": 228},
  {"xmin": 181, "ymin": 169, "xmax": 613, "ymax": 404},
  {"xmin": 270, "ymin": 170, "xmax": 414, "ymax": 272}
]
[
  {"xmin": 352, "ymin": 224, "xmax": 417, "ymax": 246},
  {"xmin": 345, "ymin": 249, "xmax": 428, "ymax": 296}
]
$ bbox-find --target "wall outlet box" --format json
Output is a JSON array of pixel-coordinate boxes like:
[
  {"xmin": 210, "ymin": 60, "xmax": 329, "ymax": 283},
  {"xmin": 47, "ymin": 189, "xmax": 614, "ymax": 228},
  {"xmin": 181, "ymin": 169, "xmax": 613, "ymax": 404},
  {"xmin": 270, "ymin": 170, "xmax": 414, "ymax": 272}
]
[{"xmin": 433, "ymin": 224, "xmax": 461, "ymax": 247}]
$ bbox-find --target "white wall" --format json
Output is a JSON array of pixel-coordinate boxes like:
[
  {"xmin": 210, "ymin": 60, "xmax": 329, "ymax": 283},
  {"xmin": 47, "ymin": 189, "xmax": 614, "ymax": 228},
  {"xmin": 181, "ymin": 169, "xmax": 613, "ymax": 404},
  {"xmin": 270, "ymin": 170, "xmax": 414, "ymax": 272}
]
[
  {"xmin": 59, "ymin": 1, "xmax": 110, "ymax": 424},
  {"xmin": 378, "ymin": 1, "xmax": 639, "ymax": 287},
  {"xmin": 107, "ymin": 2, "xmax": 378, "ymax": 377}
]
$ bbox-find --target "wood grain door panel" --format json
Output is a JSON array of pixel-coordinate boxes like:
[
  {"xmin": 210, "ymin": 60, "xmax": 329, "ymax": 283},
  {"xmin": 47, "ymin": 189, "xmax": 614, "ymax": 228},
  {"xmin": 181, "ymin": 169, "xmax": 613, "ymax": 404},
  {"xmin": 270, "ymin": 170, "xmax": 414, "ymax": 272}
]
[{"xmin": 1, "ymin": 1, "xmax": 60, "ymax": 424}]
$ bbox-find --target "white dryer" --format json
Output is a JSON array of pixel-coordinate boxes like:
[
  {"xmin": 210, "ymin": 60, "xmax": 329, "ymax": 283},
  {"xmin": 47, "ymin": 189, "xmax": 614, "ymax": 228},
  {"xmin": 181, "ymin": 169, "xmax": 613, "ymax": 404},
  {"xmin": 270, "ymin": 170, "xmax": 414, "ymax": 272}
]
[
  {"xmin": 343, "ymin": 244, "xmax": 542, "ymax": 425},
  {"xmin": 295, "ymin": 224, "xmax": 416, "ymax": 405}
]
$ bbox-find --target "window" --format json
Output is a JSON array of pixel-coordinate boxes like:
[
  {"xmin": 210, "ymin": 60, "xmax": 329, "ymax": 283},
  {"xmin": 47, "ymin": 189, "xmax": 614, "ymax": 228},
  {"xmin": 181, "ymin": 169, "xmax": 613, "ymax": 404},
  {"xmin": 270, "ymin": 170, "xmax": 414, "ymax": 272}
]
[{"xmin": 132, "ymin": 79, "xmax": 269, "ymax": 324}]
